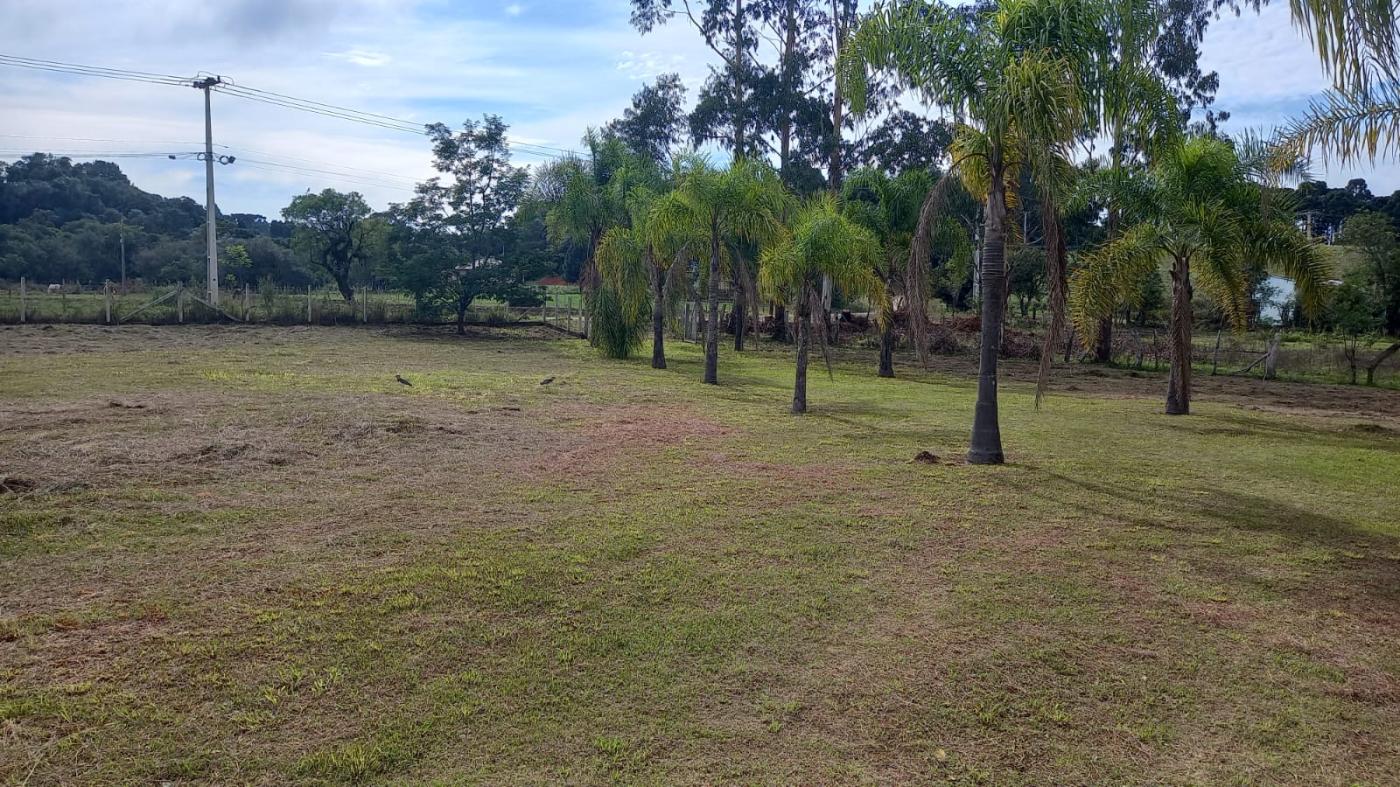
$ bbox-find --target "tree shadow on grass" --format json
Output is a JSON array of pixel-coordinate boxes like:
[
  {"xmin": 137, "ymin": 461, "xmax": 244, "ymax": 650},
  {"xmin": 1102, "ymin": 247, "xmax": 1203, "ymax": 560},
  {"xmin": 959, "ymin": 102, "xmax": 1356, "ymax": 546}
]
[
  {"xmin": 1169, "ymin": 410, "xmax": 1400, "ymax": 455},
  {"xmin": 1032, "ymin": 469, "xmax": 1400, "ymax": 609}
]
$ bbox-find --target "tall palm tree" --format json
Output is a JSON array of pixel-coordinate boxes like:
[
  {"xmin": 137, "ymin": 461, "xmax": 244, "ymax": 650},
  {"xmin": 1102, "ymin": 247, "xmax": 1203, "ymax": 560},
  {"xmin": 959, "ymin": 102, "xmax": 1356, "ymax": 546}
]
[
  {"xmin": 653, "ymin": 156, "xmax": 788, "ymax": 385},
  {"xmin": 1280, "ymin": 0, "xmax": 1400, "ymax": 165},
  {"xmin": 1071, "ymin": 137, "xmax": 1330, "ymax": 414},
  {"xmin": 759, "ymin": 194, "xmax": 886, "ymax": 413},
  {"xmin": 840, "ymin": 0, "xmax": 1099, "ymax": 464},
  {"xmin": 595, "ymin": 184, "xmax": 698, "ymax": 369},
  {"xmin": 545, "ymin": 132, "xmax": 649, "ymax": 294},
  {"xmin": 1058, "ymin": 0, "xmax": 1180, "ymax": 377}
]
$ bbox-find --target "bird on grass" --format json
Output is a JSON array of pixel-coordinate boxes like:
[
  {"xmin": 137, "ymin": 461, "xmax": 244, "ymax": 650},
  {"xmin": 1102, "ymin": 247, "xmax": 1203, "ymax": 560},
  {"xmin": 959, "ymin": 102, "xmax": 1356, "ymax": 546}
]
[
  {"xmin": 395, "ymin": 374, "xmax": 413, "ymax": 387},
  {"xmin": 539, "ymin": 377, "xmax": 555, "ymax": 385}
]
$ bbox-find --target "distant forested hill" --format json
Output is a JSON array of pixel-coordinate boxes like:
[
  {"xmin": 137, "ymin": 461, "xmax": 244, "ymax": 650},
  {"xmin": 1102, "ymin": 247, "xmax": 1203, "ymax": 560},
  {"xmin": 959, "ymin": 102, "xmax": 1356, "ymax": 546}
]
[{"xmin": 0, "ymin": 153, "xmax": 312, "ymax": 286}]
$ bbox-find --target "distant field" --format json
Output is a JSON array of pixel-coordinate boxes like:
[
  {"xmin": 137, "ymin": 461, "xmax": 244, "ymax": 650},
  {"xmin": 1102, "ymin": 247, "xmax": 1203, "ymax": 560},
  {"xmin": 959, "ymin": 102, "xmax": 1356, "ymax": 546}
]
[{"xmin": 1, "ymin": 325, "xmax": 1397, "ymax": 784}]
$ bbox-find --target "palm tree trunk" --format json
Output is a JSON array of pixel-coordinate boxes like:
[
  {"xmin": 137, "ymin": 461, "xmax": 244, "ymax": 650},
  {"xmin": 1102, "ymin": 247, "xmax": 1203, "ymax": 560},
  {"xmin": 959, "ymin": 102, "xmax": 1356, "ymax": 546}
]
[
  {"xmin": 1094, "ymin": 318, "xmax": 1113, "ymax": 362},
  {"xmin": 968, "ymin": 174, "xmax": 1008, "ymax": 464},
  {"xmin": 878, "ymin": 321, "xmax": 895, "ymax": 378},
  {"xmin": 1165, "ymin": 255, "xmax": 1192, "ymax": 415},
  {"xmin": 704, "ymin": 226, "xmax": 721, "ymax": 384},
  {"xmin": 773, "ymin": 303, "xmax": 789, "ymax": 342},
  {"xmin": 732, "ymin": 265, "xmax": 746, "ymax": 351},
  {"xmin": 651, "ymin": 269, "xmax": 666, "ymax": 369},
  {"xmin": 793, "ymin": 288, "xmax": 810, "ymax": 414}
]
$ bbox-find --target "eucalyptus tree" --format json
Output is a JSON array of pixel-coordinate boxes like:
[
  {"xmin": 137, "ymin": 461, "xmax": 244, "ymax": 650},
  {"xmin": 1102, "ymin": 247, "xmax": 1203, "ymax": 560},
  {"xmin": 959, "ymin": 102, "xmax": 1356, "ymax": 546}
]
[
  {"xmin": 1071, "ymin": 137, "xmax": 1330, "ymax": 414},
  {"xmin": 631, "ymin": 0, "xmax": 764, "ymax": 157},
  {"xmin": 607, "ymin": 74, "xmax": 690, "ymax": 165},
  {"xmin": 841, "ymin": 0, "xmax": 1100, "ymax": 464},
  {"xmin": 759, "ymin": 194, "xmax": 885, "ymax": 413},
  {"xmin": 653, "ymin": 156, "xmax": 789, "ymax": 384}
]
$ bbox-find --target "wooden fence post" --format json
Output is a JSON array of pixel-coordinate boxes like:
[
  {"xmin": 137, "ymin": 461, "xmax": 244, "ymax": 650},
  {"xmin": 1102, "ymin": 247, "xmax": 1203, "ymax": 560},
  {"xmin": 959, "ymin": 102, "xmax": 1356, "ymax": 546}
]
[
  {"xmin": 19, "ymin": 277, "xmax": 25, "ymax": 323},
  {"xmin": 307, "ymin": 285, "xmax": 313, "ymax": 324},
  {"xmin": 177, "ymin": 284, "xmax": 185, "ymax": 323},
  {"xmin": 104, "ymin": 281, "xmax": 113, "ymax": 324},
  {"xmin": 243, "ymin": 283, "xmax": 250, "ymax": 321}
]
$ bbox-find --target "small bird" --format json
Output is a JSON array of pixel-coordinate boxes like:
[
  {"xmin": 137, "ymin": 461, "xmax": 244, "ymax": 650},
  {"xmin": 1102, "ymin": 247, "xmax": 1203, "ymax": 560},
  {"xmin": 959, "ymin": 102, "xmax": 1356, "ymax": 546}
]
[
  {"xmin": 539, "ymin": 376, "xmax": 555, "ymax": 386},
  {"xmin": 395, "ymin": 374, "xmax": 413, "ymax": 387}
]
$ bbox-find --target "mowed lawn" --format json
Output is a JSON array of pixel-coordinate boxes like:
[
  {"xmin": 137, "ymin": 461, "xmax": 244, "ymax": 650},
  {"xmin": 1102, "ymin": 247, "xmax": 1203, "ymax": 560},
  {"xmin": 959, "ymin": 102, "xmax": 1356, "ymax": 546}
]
[{"xmin": 1, "ymin": 325, "xmax": 1397, "ymax": 784}]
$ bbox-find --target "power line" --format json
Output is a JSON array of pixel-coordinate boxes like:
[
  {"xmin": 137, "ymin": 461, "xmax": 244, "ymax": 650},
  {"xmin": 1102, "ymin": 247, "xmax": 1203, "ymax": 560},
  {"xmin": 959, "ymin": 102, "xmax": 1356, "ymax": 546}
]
[
  {"xmin": 0, "ymin": 54, "xmax": 190, "ymax": 86},
  {"xmin": 235, "ymin": 157, "xmax": 420, "ymax": 192},
  {"xmin": 0, "ymin": 53, "xmax": 585, "ymax": 168},
  {"xmin": 0, "ymin": 150, "xmax": 199, "ymax": 159}
]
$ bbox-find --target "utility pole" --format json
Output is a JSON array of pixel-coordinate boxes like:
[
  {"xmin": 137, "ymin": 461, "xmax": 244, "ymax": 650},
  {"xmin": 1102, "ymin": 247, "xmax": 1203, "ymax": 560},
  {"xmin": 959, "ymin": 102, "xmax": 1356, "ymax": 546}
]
[{"xmin": 195, "ymin": 75, "xmax": 223, "ymax": 306}]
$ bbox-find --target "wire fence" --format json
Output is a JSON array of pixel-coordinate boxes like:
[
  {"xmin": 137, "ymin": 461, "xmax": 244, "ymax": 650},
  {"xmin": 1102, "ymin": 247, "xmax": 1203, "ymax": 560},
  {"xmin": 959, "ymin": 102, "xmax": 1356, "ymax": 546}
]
[
  {"xmin": 4, "ymin": 278, "xmax": 1396, "ymax": 387},
  {"xmin": 0, "ymin": 279, "xmax": 586, "ymax": 329}
]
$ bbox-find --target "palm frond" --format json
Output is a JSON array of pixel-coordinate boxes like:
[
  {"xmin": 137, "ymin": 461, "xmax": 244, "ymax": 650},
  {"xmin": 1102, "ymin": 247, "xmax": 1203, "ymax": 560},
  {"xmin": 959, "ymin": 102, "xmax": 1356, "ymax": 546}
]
[{"xmin": 1278, "ymin": 81, "xmax": 1400, "ymax": 166}]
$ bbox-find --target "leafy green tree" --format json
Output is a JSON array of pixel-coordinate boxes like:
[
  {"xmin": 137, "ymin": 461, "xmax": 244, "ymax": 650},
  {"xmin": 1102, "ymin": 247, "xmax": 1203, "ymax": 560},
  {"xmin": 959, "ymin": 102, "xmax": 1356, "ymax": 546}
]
[
  {"xmin": 760, "ymin": 194, "xmax": 885, "ymax": 413},
  {"xmin": 221, "ymin": 243, "xmax": 253, "ymax": 289},
  {"xmin": 1339, "ymin": 210, "xmax": 1400, "ymax": 335},
  {"xmin": 386, "ymin": 116, "xmax": 540, "ymax": 334},
  {"xmin": 1008, "ymin": 245, "xmax": 1047, "ymax": 319},
  {"xmin": 653, "ymin": 156, "xmax": 788, "ymax": 384},
  {"xmin": 282, "ymin": 189, "xmax": 373, "ymax": 302},
  {"xmin": 842, "ymin": 0, "xmax": 1100, "ymax": 464},
  {"xmin": 1072, "ymin": 137, "xmax": 1330, "ymax": 414}
]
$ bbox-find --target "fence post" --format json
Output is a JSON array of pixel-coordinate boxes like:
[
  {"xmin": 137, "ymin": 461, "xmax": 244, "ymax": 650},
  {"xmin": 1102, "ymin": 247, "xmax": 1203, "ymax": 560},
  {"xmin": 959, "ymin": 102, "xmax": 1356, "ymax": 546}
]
[
  {"xmin": 177, "ymin": 284, "xmax": 185, "ymax": 323},
  {"xmin": 19, "ymin": 277, "xmax": 25, "ymax": 323},
  {"xmin": 104, "ymin": 281, "xmax": 113, "ymax": 324},
  {"xmin": 306, "ymin": 285, "xmax": 313, "ymax": 324},
  {"xmin": 361, "ymin": 294, "xmax": 367, "ymax": 324},
  {"xmin": 243, "ymin": 283, "xmax": 250, "ymax": 321}
]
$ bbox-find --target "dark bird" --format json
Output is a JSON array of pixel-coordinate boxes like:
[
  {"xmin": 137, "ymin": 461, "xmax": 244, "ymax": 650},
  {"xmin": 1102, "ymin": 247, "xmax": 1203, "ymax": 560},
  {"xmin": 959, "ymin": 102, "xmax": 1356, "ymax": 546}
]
[
  {"xmin": 395, "ymin": 374, "xmax": 413, "ymax": 387},
  {"xmin": 539, "ymin": 377, "xmax": 555, "ymax": 386}
]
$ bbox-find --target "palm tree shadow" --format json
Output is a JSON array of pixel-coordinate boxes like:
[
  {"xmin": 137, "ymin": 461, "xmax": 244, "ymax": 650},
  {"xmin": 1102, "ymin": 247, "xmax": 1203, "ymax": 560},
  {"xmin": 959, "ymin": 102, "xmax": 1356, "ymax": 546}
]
[
  {"xmin": 1034, "ymin": 469, "xmax": 1400, "ymax": 608},
  {"xmin": 1169, "ymin": 410, "xmax": 1400, "ymax": 455}
]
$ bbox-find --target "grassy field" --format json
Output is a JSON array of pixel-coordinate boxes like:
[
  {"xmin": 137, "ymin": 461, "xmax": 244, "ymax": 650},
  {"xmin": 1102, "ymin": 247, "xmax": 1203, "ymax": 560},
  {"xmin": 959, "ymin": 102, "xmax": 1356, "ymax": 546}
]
[{"xmin": 1, "ymin": 324, "xmax": 1398, "ymax": 784}]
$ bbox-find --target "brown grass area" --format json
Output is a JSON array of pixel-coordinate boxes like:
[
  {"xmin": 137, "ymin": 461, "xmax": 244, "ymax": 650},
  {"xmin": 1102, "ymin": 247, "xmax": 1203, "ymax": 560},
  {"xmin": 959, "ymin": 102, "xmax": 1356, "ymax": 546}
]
[{"xmin": 1, "ymin": 324, "xmax": 1397, "ymax": 784}]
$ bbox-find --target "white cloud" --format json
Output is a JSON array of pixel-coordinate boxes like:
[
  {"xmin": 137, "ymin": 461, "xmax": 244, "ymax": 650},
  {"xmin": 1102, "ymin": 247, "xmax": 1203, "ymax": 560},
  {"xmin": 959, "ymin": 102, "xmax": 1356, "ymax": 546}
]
[
  {"xmin": 6, "ymin": 0, "xmax": 1392, "ymax": 216},
  {"xmin": 504, "ymin": 3, "xmax": 524, "ymax": 17},
  {"xmin": 327, "ymin": 49, "xmax": 393, "ymax": 67}
]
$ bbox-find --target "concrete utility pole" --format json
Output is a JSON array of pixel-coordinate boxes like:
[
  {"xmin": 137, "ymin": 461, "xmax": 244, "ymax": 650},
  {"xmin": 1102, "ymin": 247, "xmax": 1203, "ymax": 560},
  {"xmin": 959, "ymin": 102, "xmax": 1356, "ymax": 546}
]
[{"xmin": 195, "ymin": 76, "xmax": 223, "ymax": 306}]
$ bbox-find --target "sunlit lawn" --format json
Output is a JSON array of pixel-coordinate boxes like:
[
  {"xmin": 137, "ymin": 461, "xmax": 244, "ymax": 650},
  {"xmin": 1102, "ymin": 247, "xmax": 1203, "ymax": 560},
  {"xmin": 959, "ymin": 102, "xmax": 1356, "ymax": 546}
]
[{"xmin": 1, "ymin": 324, "xmax": 1396, "ymax": 784}]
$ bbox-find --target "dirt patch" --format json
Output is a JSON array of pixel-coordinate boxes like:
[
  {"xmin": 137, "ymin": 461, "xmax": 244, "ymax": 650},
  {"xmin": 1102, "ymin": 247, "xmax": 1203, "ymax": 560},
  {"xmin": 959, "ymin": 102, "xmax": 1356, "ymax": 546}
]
[{"xmin": 522, "ymin": 403, "xmax": 732, "ymax": 480}]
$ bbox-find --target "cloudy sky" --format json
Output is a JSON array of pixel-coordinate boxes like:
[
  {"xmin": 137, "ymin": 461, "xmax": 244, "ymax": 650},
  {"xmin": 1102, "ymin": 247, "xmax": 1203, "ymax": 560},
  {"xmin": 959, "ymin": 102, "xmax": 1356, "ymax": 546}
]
[{"xmin": 1, "ymin": 0, "xmax": 1393, "ymax": 217}]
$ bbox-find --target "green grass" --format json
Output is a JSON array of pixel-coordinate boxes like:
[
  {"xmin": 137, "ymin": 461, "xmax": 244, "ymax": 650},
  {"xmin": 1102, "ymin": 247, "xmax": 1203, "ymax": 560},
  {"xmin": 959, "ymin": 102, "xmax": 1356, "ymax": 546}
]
[{"xmin": 1, "ymin": 324, "xmax": 1397, "ymax": 784}]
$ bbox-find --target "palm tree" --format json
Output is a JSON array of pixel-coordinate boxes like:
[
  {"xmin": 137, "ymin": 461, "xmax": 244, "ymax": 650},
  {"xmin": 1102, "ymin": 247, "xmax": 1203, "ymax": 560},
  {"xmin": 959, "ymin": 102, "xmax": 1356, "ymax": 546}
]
[
  {"xmin": 760, "ymin": 194, "xmax": 886, "ymax": 413},
  {"xmin": 545, "ymin": 131, "xmax": 650, "ymax": 295},
  {"xmin": 1071, "ymin": 137, "xmax": 1330, "ymax": 415},
  {"xmin": 1076, "ymin": 0, "xmax": 1181, "ymax": 371},
  {"xmin": 1281, "ymin": 0, "xmax": 1400, "ymax": 165},
  {"xmin": 595, "ymin": 184, "xmax": 698, "ymax": 369},
  {"xmin": 841, "ymin": 0, "xmax": 1099, "ymax": 464},
  {"xmin": 843, "ymin": 168, "xmax": 971, "ymax": 379},
  {"xmin": 653, "ymin": 156, "xmax": 788, "ymax": 385}
]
